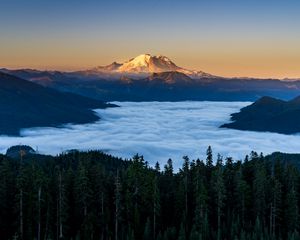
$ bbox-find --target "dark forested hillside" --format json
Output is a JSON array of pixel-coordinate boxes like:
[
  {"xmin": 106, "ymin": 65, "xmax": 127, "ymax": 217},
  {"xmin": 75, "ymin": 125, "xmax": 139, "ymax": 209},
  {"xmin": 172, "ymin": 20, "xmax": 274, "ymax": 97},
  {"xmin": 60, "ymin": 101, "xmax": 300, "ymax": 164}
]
[
  {"xmin": 0, "ymin": 72, "xmax": 116, "ymax": 135},
  {"xmin": 221, "ymin": 96, "xmax": 300, "ymax": 134},
  {"xmin": 1, "ymin": 147, "xmax": 300, "ymax": 240}
]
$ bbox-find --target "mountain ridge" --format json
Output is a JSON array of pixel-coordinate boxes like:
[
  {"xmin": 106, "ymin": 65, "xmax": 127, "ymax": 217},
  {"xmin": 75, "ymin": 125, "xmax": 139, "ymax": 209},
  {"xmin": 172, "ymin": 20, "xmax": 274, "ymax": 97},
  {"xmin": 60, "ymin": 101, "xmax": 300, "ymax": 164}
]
[
  {"xmin": 0, "ymin": 71, "xmax": 116, "ymax": 135},
  {"xmin": 221, "ymin": 96, "xmax": 300, "ymax": 134},
  {"xmin": 2, "ymin": 54, "xmax": 300, "ymax": 102}
]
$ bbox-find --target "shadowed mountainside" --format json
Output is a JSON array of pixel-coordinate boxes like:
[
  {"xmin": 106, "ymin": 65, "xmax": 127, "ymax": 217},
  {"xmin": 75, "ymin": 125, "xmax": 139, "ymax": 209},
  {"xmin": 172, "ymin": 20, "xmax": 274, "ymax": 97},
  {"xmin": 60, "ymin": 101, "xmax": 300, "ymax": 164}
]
[
  {"xmin": 0, "ymin": 72, "xmax": 116, "ymax": 135},
  {"xmin": 221, "ymin": 96, "xmax": 300, "ymax": 134}
]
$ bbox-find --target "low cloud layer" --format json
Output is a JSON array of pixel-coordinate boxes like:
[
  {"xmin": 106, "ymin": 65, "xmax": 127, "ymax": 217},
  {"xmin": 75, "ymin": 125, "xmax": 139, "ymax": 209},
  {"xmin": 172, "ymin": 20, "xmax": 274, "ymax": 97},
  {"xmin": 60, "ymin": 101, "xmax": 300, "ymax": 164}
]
[{"xmin": 1, "ymin": 101, "xmax": 300, "ymax": 170}]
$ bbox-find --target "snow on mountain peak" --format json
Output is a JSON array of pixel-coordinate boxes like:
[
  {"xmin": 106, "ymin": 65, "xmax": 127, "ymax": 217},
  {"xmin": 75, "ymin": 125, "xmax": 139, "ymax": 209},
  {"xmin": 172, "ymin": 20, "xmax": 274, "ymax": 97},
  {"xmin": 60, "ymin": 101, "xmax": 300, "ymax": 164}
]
[
  {"xmin": 118, "ymin": 54, "xmax": 179, "ymax": 73},
  {"xmin": 122, "ymin": 54, "xmax": 152, "ymax": 69},
  {"xmin": 92, "ymin": 54, "xmax": 216, "ymax": 79}
]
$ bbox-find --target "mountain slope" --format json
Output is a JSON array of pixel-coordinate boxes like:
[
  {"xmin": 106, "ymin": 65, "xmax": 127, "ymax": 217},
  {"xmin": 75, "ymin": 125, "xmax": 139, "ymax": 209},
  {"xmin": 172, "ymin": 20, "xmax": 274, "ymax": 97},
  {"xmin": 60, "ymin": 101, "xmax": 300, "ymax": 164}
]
[
  {"xmin": 221, "ymin": 96, "xmax": 300, "ymax": 134},
  {"xmin": 0, "ymin": 68, "xmax": 68, "ymax": 87},
  {"xmin": 4, "ymin": 67, "xmax": 300, "ymax": 101},
  {"xmin": 2, "ymin": 54, "xmax": 216, "ymax": 81},
  {"xmin": 0, "ymin": 72, "xmax": 115, "ymax": 135},
  {"xmin": 146, "ymin": 71, "xmax": 193, "ymax": 84},
  {"xmin": 83, "ymin": 54, "xmax": 216, "ymax": 79},
  {"xmin": 119, "ymin": 54, "xmax": 178, "ymax": 73}
]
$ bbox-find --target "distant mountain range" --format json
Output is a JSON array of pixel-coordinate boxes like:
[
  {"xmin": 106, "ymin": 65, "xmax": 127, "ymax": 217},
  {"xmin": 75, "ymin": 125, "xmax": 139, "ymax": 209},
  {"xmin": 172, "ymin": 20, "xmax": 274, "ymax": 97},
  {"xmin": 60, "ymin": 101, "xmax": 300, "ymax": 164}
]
[
  {"xmin": 0, "ymin": 72, "xmax": 115, "ymax": 135},
  {"xmin": 221, "ymin": 96, "xmax": 300, "ymax": 134},
  {"xmin": 2, "ymin": 54, "xmax": 300, "ymax": 101}
]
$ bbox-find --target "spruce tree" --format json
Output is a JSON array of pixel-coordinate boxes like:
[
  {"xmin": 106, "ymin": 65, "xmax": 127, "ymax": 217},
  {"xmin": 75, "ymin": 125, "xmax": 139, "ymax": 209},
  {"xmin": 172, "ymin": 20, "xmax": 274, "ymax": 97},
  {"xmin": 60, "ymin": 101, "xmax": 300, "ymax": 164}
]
[
  {"xmin": 212, "ymin": 161, "xmax": 225, "ymax": 240},
  {"xmin": 178, "ymin": 222, "xmax": 186, "ymax": 240},
  {"xmin": 143, "ymin": 217, "xmax": 152, "ymax": 240}
]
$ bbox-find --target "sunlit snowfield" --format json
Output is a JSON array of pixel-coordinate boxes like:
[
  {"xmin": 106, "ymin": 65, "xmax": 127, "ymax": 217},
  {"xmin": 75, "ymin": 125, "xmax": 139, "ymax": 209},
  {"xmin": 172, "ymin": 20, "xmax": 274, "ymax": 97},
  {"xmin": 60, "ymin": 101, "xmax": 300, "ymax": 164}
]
[{"xmin": 1, "ymin": 101, "xmax": 300, "ymax": 169}]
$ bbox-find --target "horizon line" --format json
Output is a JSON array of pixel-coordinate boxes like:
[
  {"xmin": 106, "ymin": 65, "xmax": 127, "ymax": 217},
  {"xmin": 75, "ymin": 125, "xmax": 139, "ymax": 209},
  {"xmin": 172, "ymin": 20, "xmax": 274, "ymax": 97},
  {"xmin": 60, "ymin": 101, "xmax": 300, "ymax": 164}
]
[{"xmin": 1, "ymin": 65, "xmax": 299, "ymax": 80}]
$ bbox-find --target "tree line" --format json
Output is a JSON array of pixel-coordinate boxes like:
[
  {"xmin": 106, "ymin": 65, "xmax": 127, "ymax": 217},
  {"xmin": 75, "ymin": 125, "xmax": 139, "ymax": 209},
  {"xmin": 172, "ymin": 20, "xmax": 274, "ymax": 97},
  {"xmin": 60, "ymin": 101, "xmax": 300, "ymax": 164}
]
[{"xmin": 0, "ymin": 146, "xmax": 300, "ymax": 240}]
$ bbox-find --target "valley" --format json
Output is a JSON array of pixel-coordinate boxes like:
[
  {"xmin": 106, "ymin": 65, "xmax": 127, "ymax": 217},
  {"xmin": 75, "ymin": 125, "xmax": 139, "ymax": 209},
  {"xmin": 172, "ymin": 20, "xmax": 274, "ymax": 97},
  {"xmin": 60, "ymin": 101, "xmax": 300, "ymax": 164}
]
[
  {"xmin": 1, "ymin": 101, "xmax": 300, "ymax": 170},
  {"xmin": 2, "ymin": 1, "xmax": 300, "ymax": 239}
]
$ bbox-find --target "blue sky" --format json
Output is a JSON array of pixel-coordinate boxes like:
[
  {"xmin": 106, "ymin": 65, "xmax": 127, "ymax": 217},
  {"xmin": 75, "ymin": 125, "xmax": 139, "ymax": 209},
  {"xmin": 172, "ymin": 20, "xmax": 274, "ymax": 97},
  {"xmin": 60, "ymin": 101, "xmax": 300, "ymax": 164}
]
[{"xmin": 1, "ymin": 0, "xmax": 300, "ymax": 78}]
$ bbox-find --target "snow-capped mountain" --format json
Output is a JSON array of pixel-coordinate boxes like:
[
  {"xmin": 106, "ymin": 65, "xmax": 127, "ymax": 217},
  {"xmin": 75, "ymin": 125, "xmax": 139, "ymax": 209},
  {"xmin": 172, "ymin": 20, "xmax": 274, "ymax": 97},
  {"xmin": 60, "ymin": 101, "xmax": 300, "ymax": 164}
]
[
  {"xmin": 0, "ymin": 54, "xmax": 217, "ymax": 86},
  {"xmin": 89, "ymin": 54, "xmax": 216, "ymax": 79},
  {"xmin": 118, "ymin": 54, "xmax": 177, "ymax": 73}
]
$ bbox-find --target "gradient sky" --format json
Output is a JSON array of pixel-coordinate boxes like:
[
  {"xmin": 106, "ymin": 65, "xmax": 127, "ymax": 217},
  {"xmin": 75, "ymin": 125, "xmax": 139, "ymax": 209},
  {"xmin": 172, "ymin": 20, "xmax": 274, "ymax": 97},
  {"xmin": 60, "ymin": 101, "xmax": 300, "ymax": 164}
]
[{"xmin": 1, "ymin": 0, "xmax": 300, "ymax": 78}]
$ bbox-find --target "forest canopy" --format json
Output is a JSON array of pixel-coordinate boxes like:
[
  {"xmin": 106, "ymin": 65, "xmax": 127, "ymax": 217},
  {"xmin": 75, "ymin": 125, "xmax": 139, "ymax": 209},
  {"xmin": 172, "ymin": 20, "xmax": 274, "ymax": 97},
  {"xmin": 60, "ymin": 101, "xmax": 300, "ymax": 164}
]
[{"xmin": 0, "ymin": 147, "xmax": 299, "ymax": 240}]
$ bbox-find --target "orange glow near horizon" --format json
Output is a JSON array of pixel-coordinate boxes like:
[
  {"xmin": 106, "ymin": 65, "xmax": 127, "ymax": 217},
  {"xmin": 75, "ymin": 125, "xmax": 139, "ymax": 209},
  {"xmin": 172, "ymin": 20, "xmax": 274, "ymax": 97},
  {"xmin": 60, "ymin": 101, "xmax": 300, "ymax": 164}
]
[
  {"xmin": 1, "ymin": 49, "xmax": 300, "ymax": 79},
  {"xmin": 1, "ymin": 1, "xmax": 300, "ymax": 79},
  {"xmin": 1, "ymin": 36, "xmax": 300, "ymax": 79}
]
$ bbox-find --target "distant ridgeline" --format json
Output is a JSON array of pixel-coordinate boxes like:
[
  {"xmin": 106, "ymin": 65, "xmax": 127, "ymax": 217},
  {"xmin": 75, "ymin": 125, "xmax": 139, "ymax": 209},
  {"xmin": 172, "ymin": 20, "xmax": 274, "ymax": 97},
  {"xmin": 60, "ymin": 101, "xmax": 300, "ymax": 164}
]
[
  {"xmin": 222, "ymin": 95, "xmax": 300, "ymax": 134},
  {"xmin": 1, "ymin": 145, "xmax": 300, "ymax": 239},
  {"xmin": 3, "ymin": 63, "xmax": 300, "ymax": 102}
]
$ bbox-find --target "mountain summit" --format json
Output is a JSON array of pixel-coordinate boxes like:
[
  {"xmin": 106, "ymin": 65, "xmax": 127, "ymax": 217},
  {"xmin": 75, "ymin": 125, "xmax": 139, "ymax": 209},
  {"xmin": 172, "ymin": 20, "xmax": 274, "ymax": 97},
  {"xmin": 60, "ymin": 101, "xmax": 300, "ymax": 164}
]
[
  {"xmin": 118, "ymin": 54, "xmax": 177, "ymax": 73},
  {"xmin": 92, "ymin": 54, "xmax": 215, "ymax": 79}
]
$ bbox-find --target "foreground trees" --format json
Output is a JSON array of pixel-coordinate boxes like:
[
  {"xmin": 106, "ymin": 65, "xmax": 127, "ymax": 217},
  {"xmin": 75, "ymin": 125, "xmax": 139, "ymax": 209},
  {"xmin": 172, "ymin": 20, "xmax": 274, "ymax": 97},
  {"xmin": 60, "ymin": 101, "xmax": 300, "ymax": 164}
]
[{"xmin": 0, "ymin": 148, "xmax": 300, "ymax": 240}]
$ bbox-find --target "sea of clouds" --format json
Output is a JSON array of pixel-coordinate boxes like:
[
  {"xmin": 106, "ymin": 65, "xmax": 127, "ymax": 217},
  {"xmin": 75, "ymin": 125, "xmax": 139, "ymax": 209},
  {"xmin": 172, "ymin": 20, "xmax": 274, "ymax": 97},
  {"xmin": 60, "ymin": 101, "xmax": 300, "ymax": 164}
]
[{"xmin": 1, "ymin": 101, "xmax": 300, "ymax": 169}]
